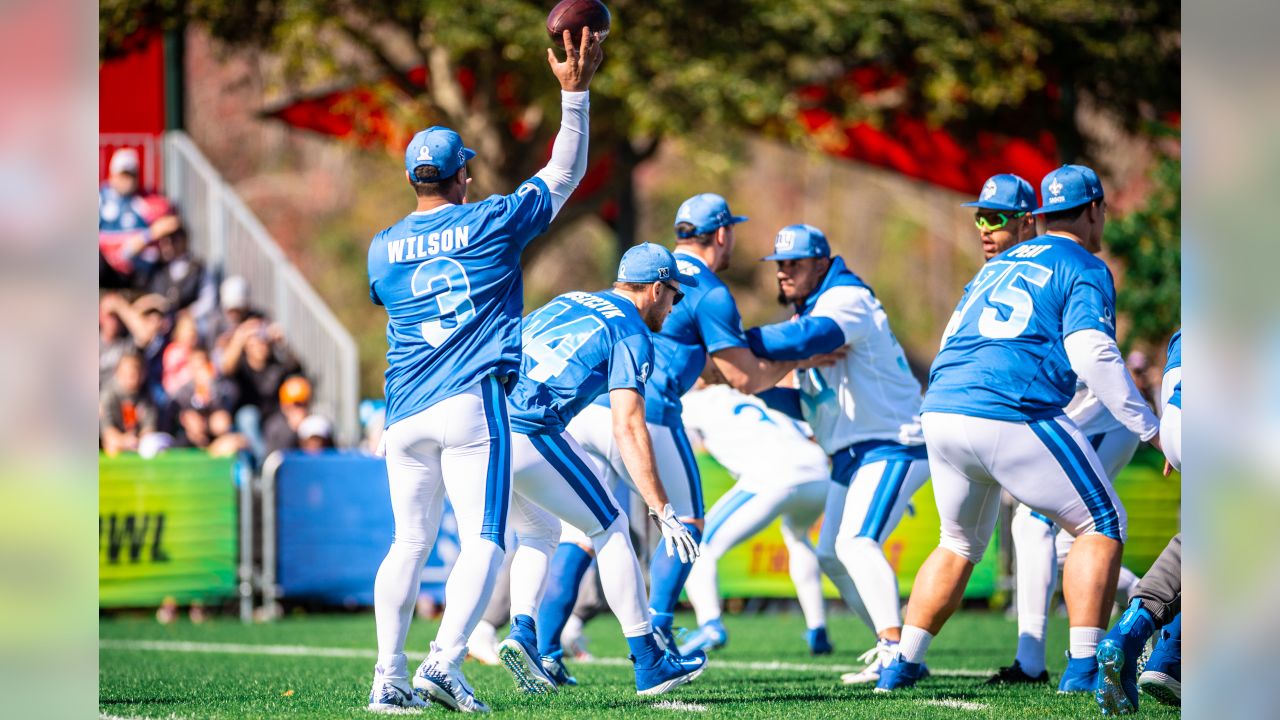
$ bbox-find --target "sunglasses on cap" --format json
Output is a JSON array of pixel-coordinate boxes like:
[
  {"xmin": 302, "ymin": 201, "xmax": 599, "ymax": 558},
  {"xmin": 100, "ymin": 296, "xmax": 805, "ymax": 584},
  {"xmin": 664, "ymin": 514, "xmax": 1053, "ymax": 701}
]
[
  {"xmin": 974, "ymin": 211, "xmax": 1028, "ymax": 232},
  {"xmin": 660, "ymin": 280, "xmax": 685, "ymax": 306}
]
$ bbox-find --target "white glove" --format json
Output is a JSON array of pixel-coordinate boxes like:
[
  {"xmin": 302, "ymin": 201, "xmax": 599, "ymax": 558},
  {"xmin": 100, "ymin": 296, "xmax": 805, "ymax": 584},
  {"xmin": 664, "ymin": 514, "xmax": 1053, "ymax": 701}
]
[{"xmin": 650, "ymin": 503, "xmax": 699, "ymax": 564}]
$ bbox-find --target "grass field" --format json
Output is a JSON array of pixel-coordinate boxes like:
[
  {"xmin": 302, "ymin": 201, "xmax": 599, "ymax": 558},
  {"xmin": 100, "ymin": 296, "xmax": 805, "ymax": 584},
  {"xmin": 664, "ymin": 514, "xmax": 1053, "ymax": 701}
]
[{"xmin": 100, "ymin": 610, "xmax": 1180, "ymax": 719}]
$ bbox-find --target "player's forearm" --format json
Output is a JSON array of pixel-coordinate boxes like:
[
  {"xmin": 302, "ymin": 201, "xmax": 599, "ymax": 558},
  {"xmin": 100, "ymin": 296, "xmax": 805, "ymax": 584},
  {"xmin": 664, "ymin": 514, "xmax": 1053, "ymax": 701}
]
[
  {"xmin": 712, "ymin": 347, "xmax": 798, "ymax": 396},
  {"xmin": 613, "ymin": 415, "xmax": 670, "ymax": 512},
  {"xmin": 746, "ymin": 317, "xmax": 845, "ymax": 361},
  {"xmin": 533, "ymin": 90, "xmax": 590, "ymax": 218},
  {"xmin": 1064, "ymin": 329, "xmax": 1160, "ymax": 440}
]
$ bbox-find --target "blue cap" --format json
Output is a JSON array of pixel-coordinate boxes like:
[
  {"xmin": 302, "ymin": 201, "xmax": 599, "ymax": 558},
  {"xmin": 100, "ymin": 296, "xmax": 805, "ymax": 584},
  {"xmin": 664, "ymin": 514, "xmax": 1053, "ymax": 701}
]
[
  {"xmin": 761, "ymin": 224, "xmax": 830, "ymax": 261},
  {"xmin": 616, "ymin": 243, "xmax": 699, "ymax": 287},
  {"xmin": 674, "ymin": 193, "xmax": 749, "ymax": 237},
  {"xmin": 962, "ymin": 174, "xmax": 1036, "ymax": 212},
  {"xmin": 1033, "ymin": 164, "xmax": 1105, "ymax": 214},
  {"xmin": 405, "ymin": 126, "xmax": 476, "ymax": 181}
]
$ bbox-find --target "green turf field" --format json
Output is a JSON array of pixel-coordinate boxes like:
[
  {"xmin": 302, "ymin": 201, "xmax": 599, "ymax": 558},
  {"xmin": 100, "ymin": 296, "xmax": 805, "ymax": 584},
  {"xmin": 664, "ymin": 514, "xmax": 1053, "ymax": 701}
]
[{"xmin": 100, "ymin": 610, "xmax": 1180, "ymax": 719}]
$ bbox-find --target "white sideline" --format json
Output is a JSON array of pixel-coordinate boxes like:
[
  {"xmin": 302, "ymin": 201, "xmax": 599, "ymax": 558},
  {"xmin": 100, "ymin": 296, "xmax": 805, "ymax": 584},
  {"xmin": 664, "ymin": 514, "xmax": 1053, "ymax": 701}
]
[
  {"xmin": 100, "ymin": 638, "xmax": 994, "ymax": 677},
  {"xmin": 920, "ymin": 698, "xmax": 990, "ymax": 711},
  {"xmin": 653, "ymin": 700, "xmax": 709, "ymax": 712}
]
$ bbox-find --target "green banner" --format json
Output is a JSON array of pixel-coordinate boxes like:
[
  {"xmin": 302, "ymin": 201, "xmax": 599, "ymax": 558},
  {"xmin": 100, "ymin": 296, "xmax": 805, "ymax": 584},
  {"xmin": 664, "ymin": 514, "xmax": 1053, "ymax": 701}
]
[
  {"xmin": 700, "ymin": 447, "xmax": 1179, "ymax": 601},
  {"xmin": 99, "ymin": 451, "xmax": 238, "ymax": 607}
]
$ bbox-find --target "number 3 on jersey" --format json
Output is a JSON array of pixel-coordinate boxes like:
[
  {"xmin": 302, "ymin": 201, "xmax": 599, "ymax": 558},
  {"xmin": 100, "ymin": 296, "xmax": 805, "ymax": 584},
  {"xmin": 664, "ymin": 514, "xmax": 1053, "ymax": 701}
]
[
  {"xmin": 412, "ymin": 257, "xmax": 476, "ymax": 347},
  {"xmin": 522, "ymin": 301, "xmax": 605, "ymax": 382},
  {"xmin": 959, "ymin": 260, "xmax": 1053, "ymax": 339}
]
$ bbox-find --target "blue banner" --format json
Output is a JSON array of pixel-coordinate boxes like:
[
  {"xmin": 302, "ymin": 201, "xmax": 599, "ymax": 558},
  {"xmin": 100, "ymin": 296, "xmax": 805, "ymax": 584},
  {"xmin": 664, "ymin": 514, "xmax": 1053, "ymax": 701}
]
[{"xmin": 275, "ymin": 451, "xmax": 458, "ymax": 606}]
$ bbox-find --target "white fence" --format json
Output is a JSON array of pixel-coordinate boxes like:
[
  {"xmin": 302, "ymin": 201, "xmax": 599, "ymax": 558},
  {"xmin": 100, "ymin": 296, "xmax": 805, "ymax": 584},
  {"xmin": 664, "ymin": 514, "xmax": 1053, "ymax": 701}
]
[{"xmin": 153, "ymin": 131, "xmax": 360, "ymax": 445}]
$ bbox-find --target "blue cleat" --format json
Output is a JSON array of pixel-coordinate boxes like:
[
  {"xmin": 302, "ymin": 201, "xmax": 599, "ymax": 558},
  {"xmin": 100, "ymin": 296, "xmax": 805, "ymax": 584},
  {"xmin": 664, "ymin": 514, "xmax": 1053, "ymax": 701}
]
[
  {"xmin": 1058, "ymin": 654, "xmax": 1100, "ymax": 693},
  {"xmin": 1138, "ymin": 615, "xmax": 1181, "ymax": 707},
  {"xmin": 874, "ymin": 654, "xmax": 928, "ymax": 692},
  {"xmin": 634, "ymin": 649, "xmax": 707, "ymax": 696},
  {"xmin": 806, "ymin": 626, "xmax": 833, "ymax": 656},
  {"xmin": 1096, "ymin": 640, "xmax": 1137, "ymax": 714},
  {"xmin": 497, "ymin": 615, "xmax": 558, "ymax": 695},
  {"xmin": 677, "ymin": 619, "xmax": 727, "ymax": 656},
  {"xmin": 653, "ymin": 623, "xmax": 682, "ymax": 657},
  {"xmin": 540, "ymin": 651, "xmax": 579, "ymax": 687}
]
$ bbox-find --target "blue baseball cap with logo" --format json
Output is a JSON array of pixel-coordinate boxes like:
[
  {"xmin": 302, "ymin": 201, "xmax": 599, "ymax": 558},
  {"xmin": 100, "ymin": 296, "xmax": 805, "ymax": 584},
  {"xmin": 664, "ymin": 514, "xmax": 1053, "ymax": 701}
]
[
  {"xmin": 617, "ymin": 243, "xmax": 699, "ymax": 287},
  {"xmin": 962, "ymin": 173, "xmax": 1037, "ymax": 212},
  {"xmin": 674, "ymin": 193, "xmax": 749, "ymax": 237},
  {"xmin": 405, "ymin": 126, "xmax": 477, "ymax": 181},
  {"xmin": 1033, "ymin": 164, "xmax": 1105, "ymax": 214},
  {"xmin": 761, "ymin": 224, "xmax": 830, "ymax": 261}
]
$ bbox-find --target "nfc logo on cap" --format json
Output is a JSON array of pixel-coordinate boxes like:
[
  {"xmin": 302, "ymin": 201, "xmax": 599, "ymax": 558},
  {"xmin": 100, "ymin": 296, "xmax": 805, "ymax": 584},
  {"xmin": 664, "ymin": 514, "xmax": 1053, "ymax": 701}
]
[
  {"xmin": 981, "ymin": 179, "xmax": 998, "ymax": 200},
  {"xmin": 775, "ymin": 229, "xmax": 798, "ymax": 251}
]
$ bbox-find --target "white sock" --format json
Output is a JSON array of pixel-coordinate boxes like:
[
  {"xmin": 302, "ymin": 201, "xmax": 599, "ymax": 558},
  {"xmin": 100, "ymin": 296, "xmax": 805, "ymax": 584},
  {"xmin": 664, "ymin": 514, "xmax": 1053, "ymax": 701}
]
[
  {"xmin": 684, "ymin": 549, "xmax": 723, "ymax": 627},
  {"xmin": 1014, "ymin": 623, "xmax": 1047, "ymax": 676},
  {"xmin": 898, "ymin": 625, "xmax": 934, "ymax": 663},
  {"xmin": 375, "ymin": 652, "xmax": 408, "ymax": 680},
  {"xmin": 839, "ymin": 536, "xmax": 903, "ymax": 635},
  {"xmin": 591, "ymin": 517, "xmax": 651, "ymax": 633},
  {"xmin": 507, "ymin": 535, "xmax": 556, "ymax": 621},
  {"xmin": 1011, "ymin": 507, "xmax": 1056, "ymax": 676},
  {"xmin": 1069, "ymin": 626, "xmax": 1105, "ymax": 659},
  {"xmin": 781, "ymin": 526, "xmax": 826, "ymax": 631}
]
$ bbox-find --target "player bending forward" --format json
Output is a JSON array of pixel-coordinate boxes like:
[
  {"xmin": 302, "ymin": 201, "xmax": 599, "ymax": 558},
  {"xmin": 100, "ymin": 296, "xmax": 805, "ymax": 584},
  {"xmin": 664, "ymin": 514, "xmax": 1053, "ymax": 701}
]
[
  {"xmin": 877, "ymin": 165, "xmax": 1161, "ymax": 693},
  {"xmin": 678, "ymin": 383, "xmax": 833, "ymax": 656},
  {"xmin": 748, "ymin": 224, "xmax": 930, "ymax": 684},
  {"xmin": 496, "ymin": 243, "xmax": 706, "ymax": 697},
  {"xmin": 364, "ymin": 28, "xmax": 601, "ymax": 713}
]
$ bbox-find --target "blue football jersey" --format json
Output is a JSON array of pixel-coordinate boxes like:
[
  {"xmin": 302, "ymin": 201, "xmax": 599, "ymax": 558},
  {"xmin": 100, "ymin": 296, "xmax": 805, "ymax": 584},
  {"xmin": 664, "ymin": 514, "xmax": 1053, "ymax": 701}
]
[
  {"xmin": 1165, "ymin": 329, "xmax": 1182, "ymax": 409},
  {"xmin": 368, "ymin": 177, "xmax": 554, "ymax": 427},
  {"xmin": 921, "ymin": 234, "xmax": 1118, "ymax": 422},
  {"xmin": 508, "ymin": 290, "xmax": 655, "ymax": 435},
  {"xmin": 594, "ymin": 250, "xmax": 749, "ymax": 427}
]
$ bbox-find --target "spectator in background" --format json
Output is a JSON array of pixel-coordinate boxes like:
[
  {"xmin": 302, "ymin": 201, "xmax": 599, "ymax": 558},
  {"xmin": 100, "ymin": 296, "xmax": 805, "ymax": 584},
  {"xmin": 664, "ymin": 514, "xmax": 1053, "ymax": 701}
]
[
  {"xmin": 99, "ymin": 148, "xmax": 179, "ymax": 288},
  {"xmin": 224, "ymin": 320, "xmax": 300, "ymax": 461},
  {"xmin": 99, "ymin": 293, "xmax": 170, "ymax": 402},
  {"xmin": 100, "ymin": 353, "xmax": 158, "ymax": 456},
  {"xmin": 99, "ymin": 294, "xmax": 136, "ymax": 387},
  {"xmin": 162, "ymin": 312, "xmax": 200, "ymax": 397},
  {"xmin": 140, "ymin": 215, "xmax": 216, "ymax": 315},
  {"xmin": 297, "ymin": 415, "xmax": 335, "ymax": 453},
  {"xmin": 1127, "ymin": 349, "xmax": 1158, "ymax": 407},
  {"xmin": 263, "ymin": 375, "xmax": 313, "ymax": 457},
  {"xmin": 171, "ymin": 347, "xmax": 245, "ymax": 457},
  {"xmin": 360, "ymin": 399, "xmax": 387, "ymax": 456},
  {"xmin": 207, "ymin": 275, "xmax": 260, "ymax": 352}
]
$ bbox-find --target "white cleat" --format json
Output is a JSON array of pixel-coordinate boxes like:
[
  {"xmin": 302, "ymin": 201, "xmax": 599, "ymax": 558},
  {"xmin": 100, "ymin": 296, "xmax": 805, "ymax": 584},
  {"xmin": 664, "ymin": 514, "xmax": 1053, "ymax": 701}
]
[
  {"xmin": 496, "ymin": 637, "xmax": 558, "ymax": 695},
  {"xmin": 467, "ymin": 621, "xmax": 502, "ymax": 666},
  {"xmin": 413, "ymin": 644, "xmax": 491, "ymax": 713},
  {"xmin": 368, "ymin": 667, "xmax": 429, "ymax": 713},
  {"xmin": 841, "ymin": 639, "xmax": 896, "ymax": 685}
]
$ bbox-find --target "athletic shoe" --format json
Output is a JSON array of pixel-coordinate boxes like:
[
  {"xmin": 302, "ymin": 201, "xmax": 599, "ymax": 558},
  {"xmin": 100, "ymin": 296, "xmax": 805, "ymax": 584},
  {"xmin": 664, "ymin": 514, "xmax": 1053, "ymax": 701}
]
[
  {"xmin": 874, "ymin": 654, "xmax": 927, "ymax": 692},
  {"xmin": 1095, "ymin": 639, "xmax": 1137, "ymax": 714},
  {"xmin": 414, "ymin": 644, "xmax": 491, "ymax": 713},
  {"xmin": 653, "ymin": 624, "xmax": 681, "ymax": 657},
  {"xmin": 368, "ymin": 666, "xmax": 429, "ymax": 713},
  {"xmin": 806, "ymin": 626, "xmax": 833, "ymax": 656},
  {"xmin": 466, "ymin": 620, "xmax": 501, "ymax": 666},
  {"xmin": 1058, "ymin": 654, "xmax": 1100, "ymax": 693},
  {"xmin": 677, "ymin": 618, "xmax": 727, "ymax": 656},
  {"xmin": 985, "ymin": 660, "xmax": 1050, "ymax": 685},
  {"xmin": 842, "ymin": 639, "xmax": 895, "ymax": 685},
  {"xmin": 634, "ymin": 649, "xmax": 707, "ymax": 696},
  {"xmin": 497, "ymin": 635, "xmax": 558, "ymax": 695},
  {"xmin": 1137, "ymin": 620, "xmax": 1181, "ymax": 707},
  {"xmin": 540, "ymin": 652, "xmax": 579, "ymax": 687}
]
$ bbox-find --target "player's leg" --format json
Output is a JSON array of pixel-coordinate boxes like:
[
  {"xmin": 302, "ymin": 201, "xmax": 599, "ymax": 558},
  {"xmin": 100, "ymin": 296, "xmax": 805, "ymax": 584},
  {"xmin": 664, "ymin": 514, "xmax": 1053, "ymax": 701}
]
[
  {"xmin": 880, "ymin": 413, "xmax": 1001, "ymax": 691},
  {"xmin": 645, "ymin": 423, "xmax": 704, "ymax": 648},
  {"xmin": 500, "ymin": 464, "xmax": 563, "ymax": 694},
  {"xmin": 779, "ymin": 480, "xmax": 829, "ymax": 654},
  {"xmin": 370, "ymin": 409, "xmax": 445, "ymax": 711},
  {"xmin": 815, "ymin": 478, "xmax": 875, "ymax": 631},
  {"xmin": 1006, "ymin": 415, "xmax": 1127, "ymax": 692},
  {"xmin": 998, "ymin": 503, "xmax": 1056, "ymax": 683},
  {"xmin": 1092, "ymin": 429, "xmax": 1142, "ymax": 602},
  {"xmin": 468, "ymin": 531, "xmax": 516, "ymax": 666},
  {"xmin": 414, "ymin": 376, "xmax": 511, "ymax": 712}
]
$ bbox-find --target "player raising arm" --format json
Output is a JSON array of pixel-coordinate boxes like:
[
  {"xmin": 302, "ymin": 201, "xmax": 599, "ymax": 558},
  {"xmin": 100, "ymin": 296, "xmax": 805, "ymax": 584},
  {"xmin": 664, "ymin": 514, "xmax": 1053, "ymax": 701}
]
[{"xmin": 364, "ymin": 27, "xmax": 601, "ymax": 714}]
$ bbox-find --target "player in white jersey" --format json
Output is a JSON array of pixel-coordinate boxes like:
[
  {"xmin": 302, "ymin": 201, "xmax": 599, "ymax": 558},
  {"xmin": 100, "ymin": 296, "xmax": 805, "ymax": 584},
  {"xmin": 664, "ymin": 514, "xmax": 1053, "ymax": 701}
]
[
  {"xmin": 676, "ymin": 383, "xmax": 833, "ymax": 656},
  {"xmin": 745, "ymin": 224, "xmax": 930, "ymax": 684},
  {"xmin": 956, "ymin": 175, "xmax": 1142, "ymax": 685},
  {"xmin": 364, "ymin": 29, "xmax": 601, "ymax": 713}
]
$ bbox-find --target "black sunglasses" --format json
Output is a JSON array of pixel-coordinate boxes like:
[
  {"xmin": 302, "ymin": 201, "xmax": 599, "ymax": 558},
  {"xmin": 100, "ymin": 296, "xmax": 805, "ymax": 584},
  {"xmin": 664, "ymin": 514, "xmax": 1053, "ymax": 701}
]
[{"xmin": 660, "ymin": 280, "xmax": 685, "ymax": 306}]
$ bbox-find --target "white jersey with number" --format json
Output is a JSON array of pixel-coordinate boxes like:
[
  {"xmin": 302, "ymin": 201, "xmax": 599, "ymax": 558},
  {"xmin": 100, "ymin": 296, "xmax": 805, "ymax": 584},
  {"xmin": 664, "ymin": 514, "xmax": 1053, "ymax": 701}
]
[{"xmin": 681, "ymin": 385, "xmax": 830, "ymax": 492}]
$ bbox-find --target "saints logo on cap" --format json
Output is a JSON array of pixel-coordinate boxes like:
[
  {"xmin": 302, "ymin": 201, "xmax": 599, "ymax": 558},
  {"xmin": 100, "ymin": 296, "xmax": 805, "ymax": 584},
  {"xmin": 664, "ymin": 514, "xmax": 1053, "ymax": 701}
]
[
  {"xmin": 981, "ymin": 179, "xmax": 998, "ymax": 200},
  {"xmin": 1049, "ymin": 178, "xmax": 1064, "ymax": 196}
]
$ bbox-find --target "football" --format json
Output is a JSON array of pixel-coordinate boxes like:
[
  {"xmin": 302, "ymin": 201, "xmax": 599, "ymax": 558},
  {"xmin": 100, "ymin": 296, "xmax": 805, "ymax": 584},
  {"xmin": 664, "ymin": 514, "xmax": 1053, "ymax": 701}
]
[{"xmin": 547, "ymin": 0, "xmax": 611, "ymax": 48}]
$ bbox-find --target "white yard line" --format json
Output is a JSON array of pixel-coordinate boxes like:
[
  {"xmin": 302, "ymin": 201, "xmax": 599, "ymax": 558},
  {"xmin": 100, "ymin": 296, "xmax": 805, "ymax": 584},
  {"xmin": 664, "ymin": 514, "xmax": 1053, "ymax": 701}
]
[
  {"xmin": 919, "ymin": 698, "xmax": 989, "ymax": 711},
  {"xmin": 652, "ymin": 700, "xmax": 709, "ymax": 712},
  {"xmin": 100, "ymin": 638, "xmax": 992, "ymax": 677}
]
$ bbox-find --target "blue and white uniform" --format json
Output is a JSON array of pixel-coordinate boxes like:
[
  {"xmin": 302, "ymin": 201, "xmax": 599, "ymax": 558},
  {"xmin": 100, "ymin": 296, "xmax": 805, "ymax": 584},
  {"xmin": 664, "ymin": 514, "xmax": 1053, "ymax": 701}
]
[
  {"xmin": 750, "ymin": 225, "xmax": 929, "ymax": 640},
  {"xmin": 680, "ymin": 385, "xmax": 830, "ymax": 632},
  {"xmin": 568, "ymin": 250, "xmax": 750, "ymax": 520},
  {"xmin": 1160, "ymin": 330, "xmax": 1182, "ymax": 470}
]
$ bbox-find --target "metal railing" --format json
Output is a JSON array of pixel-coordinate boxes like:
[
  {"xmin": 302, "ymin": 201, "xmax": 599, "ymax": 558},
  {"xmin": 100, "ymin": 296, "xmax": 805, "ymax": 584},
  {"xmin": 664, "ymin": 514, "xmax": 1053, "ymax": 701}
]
[{"xmin": 159, "ymin": 131, "xmax": 360, "ymax": 446}]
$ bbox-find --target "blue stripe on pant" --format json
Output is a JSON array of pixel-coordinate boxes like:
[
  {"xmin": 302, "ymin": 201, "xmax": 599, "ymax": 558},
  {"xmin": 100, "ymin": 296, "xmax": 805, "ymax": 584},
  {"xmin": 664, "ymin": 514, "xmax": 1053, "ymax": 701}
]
[
  {"xmin": 703, "ymin": 489, "xmax": 756, "ymax": 546},
  {"xmin": 670, "ymin": 426, "xmax": 705, "ymax": 519},
  {"xmin": 856, "ymin": 460, "xmax": 911, "ymax": 540},
  {"xmin": 479, "ymin": 375, "xmax": 512, "ymax": 550},
  {"xmin": 529, "ymin": 433, "xmax": 619, "ymax": 530},
  {"xmin": 1029, "ymin": 419, "xmax": 1121, "ymax": 541}
]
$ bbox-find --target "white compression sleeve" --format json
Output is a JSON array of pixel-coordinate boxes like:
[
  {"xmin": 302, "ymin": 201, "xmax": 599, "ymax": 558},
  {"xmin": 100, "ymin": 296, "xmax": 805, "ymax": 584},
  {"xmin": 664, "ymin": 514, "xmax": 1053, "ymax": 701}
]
[
  {"xmin": 534, "ymin": 90, "xmax": 590, "ymax": 219},
  {"xmin": 1063, "ymin": 329, "xmax": 1160, "ymax": 440}
]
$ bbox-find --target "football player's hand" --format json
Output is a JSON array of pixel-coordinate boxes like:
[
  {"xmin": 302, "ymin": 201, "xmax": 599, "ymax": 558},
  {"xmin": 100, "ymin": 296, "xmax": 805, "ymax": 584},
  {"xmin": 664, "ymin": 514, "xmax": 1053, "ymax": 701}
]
[
  {"xmin": 547, "ymin": 27, "xmax": 603, "ymax": 92},
  {"xmin": 652, "ymin": 503, "xmax": 699, "ymax": 564}
]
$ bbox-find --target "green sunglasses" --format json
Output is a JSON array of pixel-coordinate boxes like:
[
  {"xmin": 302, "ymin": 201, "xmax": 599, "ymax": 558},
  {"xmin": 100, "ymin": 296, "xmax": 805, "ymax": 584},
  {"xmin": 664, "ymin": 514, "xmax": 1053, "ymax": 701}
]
[{"xmin": 974, "ymin": 211, "xmax": 1028, "ymax": 232}]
